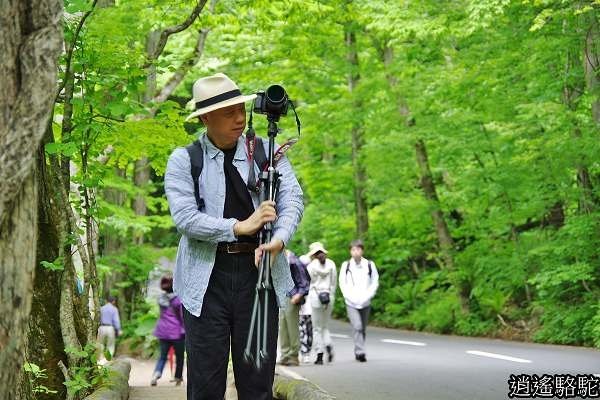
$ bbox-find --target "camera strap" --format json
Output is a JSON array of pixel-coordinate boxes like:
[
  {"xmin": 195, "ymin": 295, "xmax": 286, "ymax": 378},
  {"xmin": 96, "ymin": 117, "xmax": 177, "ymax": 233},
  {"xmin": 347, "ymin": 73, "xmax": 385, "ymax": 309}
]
[
  {"xmin": 245, "ymin": 134, "xmax": 297, "ymax": 193},
  {"xmin": 245, "ymin": 110, "xmax": 264, "ymax": 192},
  {"xmin": 246, "ymin": 131, "xmax": 259, "ymax": 192},
  {"xmin": 289, "ymin": 100, "xmax": 301, "ymax": 137}
]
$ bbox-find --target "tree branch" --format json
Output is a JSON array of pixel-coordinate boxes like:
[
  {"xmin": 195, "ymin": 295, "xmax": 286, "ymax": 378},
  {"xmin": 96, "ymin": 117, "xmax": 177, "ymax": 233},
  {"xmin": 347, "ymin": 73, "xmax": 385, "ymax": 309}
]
[
  {"xmin": 55, "ymin": 0, "xmax": 99, "ymax": 101},
  {"xmin": 144, "ymin": 0, "xmax": 209, "ymax": 67},
  {"xmin": 151, "ymin": 28, "xmax": 209, "ymax": 110}
]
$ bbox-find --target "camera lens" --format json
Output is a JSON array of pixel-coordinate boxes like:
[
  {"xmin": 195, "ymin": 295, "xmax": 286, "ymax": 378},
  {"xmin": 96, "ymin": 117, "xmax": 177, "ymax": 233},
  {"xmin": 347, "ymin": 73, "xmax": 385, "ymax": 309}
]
[{"xmin": 265, "ymin": 85, "xmax": 286, "ymax": 104}]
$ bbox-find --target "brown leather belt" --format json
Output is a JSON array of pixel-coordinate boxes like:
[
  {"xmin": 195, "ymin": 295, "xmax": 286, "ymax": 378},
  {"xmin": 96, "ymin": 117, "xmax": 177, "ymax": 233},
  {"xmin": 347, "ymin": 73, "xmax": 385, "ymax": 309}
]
[{"xmin": 216, "ymin": 242, "xmax": 259, "ymax": 254}]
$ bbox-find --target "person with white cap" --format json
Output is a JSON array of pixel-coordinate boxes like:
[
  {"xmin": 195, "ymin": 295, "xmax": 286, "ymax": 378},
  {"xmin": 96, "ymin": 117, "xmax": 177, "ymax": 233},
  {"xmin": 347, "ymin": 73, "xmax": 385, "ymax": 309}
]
[
  {"xmin": 164, "ymin": 73, "xmax": 303, "ymax": 400},
  {"xmin": 305, "ymin": 242, "xmax": 337, "ymax": 365}
]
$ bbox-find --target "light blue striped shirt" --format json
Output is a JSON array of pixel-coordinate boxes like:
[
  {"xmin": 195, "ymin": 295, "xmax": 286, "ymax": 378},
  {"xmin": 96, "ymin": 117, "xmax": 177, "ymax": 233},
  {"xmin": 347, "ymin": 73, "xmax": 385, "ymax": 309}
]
[
  {"xmin": 99, "ymin": 303, "xmax": 121, "ymax": 331},
  {"xmin": 164, "ymin": 133, "xmax": 303, "ymax": 317}
]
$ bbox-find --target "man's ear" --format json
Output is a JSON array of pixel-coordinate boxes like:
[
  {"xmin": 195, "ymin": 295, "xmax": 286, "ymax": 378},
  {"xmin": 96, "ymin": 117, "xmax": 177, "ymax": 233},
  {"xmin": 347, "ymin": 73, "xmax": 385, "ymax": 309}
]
[{"xmin": 199, "ymin": 114, "xmax": 209, "ymax": 125}]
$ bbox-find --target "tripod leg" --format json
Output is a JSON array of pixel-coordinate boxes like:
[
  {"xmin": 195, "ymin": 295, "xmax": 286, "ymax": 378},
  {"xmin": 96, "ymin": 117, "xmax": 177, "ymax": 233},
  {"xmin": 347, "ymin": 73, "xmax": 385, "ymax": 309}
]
[
  {"xmin": 255, "ymin": 289, "xmax": 263, "ymax": 370},
  {"xmin": 244, "ymin": 288, "xmax": 260, "ymax": 365},
  {"xmin": 260, "ymin": 288, "xmax": 269, "ymax": 365}
]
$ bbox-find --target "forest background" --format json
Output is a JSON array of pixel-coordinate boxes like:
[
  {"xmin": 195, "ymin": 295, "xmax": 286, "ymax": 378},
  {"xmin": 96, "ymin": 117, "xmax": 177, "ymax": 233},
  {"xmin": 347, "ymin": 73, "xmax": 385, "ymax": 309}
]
[{"xmin": 1, "ymin": 1, "xmax": 599, "ymax": 399}]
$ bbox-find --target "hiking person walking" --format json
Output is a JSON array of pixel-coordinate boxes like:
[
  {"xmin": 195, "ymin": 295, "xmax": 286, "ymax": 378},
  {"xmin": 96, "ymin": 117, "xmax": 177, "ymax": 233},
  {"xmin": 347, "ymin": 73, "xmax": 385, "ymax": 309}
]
[
  {"xmin": 98, "ymin": 295, "xmax": 121, "ymax": 360},
  {"xmin": 306, "ymin": 242, "xmax": 336, "ymax": 365},
  {"xmin": 339, "ymin": 239, "xmax": 379, "ymax": 362},
  {"xmin": 277, "ymin": 249, "xmax": 310, "ymax": 366},
  {"xmin": 151, "ymin": 275, "xmax": 185, "ymax": 386}
]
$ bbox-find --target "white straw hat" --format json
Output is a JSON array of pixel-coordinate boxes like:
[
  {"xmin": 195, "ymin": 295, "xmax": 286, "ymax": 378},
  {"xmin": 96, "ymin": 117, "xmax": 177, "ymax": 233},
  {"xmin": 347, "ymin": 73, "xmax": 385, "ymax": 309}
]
[
  {"xmin": 307, "ymin": 242, "xmax": 328, "ymax": 257},
  {"xmin": 185, "ymin": 73, "xmax": 256, "ymax": 121}
]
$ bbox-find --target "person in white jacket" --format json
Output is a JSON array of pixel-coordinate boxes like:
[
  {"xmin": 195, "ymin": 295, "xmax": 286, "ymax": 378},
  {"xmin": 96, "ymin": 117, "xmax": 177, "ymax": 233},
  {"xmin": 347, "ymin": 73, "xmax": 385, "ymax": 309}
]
[
  {"xmin": 339, "ymin": 239, "xmax": 379, "ymax": 362},
  {"xmin": 306, "ymin": 242, "xmax": 337, "ymax": 365}
]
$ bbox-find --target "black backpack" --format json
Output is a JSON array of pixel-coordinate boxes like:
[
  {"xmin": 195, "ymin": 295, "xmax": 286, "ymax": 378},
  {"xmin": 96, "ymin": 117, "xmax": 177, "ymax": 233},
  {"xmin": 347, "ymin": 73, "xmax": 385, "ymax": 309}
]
[
  {"xmin": 185, "ymin": 138, "xmax": 267, "ymax": 210},
  {"xmin": 344, "ymin": 259, "xmax": 373, "ymax": 285}
]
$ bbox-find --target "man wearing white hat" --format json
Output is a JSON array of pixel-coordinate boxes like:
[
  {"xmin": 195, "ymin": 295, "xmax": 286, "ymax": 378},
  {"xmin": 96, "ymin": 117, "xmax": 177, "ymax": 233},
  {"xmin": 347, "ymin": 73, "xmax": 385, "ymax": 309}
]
[{"xmin": 164, "ymin": 73, "xmax": 303, "ymax": 399}]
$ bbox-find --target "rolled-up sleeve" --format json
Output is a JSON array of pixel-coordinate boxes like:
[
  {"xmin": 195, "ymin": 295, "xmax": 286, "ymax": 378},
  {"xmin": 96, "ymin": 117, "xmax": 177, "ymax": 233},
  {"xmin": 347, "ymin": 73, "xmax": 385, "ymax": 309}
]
[
  {"xmin": 165, "ymin": 148, "xmax": 237, "ymax": 243},
  {"xmin": 271, "ymin": 153, "xmax": 304, "ymax": 245}
]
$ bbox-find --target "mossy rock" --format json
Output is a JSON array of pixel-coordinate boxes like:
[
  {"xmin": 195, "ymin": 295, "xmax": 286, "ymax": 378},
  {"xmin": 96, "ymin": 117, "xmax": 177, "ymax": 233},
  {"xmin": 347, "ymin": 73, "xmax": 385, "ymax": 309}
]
[
  {"xmin": 84, "ymin": 359, "xmax": 131, "ymax": 400},
  {"xmin": 273, "ymin": 374, "xmax": 335, "ymax": 400}
]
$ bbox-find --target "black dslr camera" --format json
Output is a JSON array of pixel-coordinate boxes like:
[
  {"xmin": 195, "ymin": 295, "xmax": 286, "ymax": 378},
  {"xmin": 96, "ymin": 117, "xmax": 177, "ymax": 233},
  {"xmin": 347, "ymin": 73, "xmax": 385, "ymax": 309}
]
[{"xmin": 253, "ymin": 84, "xmax": 289, "ymax": 118}]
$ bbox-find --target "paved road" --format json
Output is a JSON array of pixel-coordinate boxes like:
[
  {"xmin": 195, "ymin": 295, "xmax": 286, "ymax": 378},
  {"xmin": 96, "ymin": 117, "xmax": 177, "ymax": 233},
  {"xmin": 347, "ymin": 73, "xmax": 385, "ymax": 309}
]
[
  {"xmin": 127, "ymin": 357, "xmax": 238, "ymax": 400},
  {"xmin": 279, "ymin": 319, "xmax": 600, "ymax": 400}
]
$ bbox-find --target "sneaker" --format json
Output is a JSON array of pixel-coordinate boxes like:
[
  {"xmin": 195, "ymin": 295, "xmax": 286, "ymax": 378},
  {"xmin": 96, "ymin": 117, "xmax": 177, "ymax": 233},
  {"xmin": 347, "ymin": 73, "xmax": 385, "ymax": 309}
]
[
  {"xmin": 150, "ymin": 371, "xmax": 160, "ymax": 386},
  {"xmin": 300, "ymin": 354, "xmax": 312, "ymax": 364},
  {"xmin": 355, "ymin": 354, "xmax": 367, "ymax": 362}
]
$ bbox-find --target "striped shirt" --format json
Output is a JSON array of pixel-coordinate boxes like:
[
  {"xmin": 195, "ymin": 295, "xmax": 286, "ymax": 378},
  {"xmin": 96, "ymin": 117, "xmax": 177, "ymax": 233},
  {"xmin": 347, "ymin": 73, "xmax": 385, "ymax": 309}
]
[
  {"xmin": 99, "ymin": 303, "xmax": 121, "ymax": 331},
  {"xmin": 164, "ymin": 134, "xmax": 303, "ymax": 317}
]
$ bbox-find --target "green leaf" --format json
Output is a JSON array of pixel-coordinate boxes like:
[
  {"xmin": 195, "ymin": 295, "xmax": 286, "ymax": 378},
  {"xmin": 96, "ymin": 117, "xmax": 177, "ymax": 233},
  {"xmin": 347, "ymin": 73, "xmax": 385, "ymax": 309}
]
[{"xmin": 40, "ymin": 260, "xmax": 64, "ymax": 271}]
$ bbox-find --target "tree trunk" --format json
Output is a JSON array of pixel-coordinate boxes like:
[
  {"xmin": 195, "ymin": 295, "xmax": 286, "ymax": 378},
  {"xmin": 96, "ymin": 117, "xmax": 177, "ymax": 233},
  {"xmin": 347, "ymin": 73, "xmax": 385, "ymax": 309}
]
[
  {"xmin": 379, "ymin": 42, "xmax": 468, "ymax": 311},
  {"xmin": 0, "ymin": 1, "xmax": 62, "ymax": 396},
  {"xmin": 0, "ymin": 171, "xmax": 38, "ymax": 399},
  {"xmin": 18, "ymin": 131, "xmax": 68, "ymax": 400},
  {"xmin": 582, "ymin": 11, "xmax": 600, "ymax": 201},
  {"xmin": 563, "ymin": 33, "xmax": 596, "ymax": 213},
  {"xmin": 381, "ymin": 45, "xmax": 455, "ymax": 268},
  {"xmin": 345, "ymin": 19, "xmax": 369, "ymax": 239},
  {"xmin": 132, "ymin": 30, "xmax": 161, "ymax": 244},
  {"xmin": 583, "ymin": 12, "xmax": 600, "ymax": 125},
  {"xmin": 414, "ymin": 140, "xmax": 455, "ymax": 268}
]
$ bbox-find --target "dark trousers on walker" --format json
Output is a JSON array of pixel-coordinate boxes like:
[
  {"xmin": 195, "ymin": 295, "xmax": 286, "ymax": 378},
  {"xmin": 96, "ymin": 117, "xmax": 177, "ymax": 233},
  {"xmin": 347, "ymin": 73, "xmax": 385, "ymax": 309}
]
[
  {"xmin": 154, "ymin": 338, "xmax": 185, "ymax": 379},
  {"xmin": 183, "ymin": 252, "xmax": 278, "ymax": 400}
]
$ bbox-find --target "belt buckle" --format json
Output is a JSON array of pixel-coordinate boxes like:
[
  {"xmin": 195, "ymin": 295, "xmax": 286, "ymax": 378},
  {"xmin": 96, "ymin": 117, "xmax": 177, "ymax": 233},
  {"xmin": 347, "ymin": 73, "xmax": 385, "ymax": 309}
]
[{"xmin": 227, "ymin": 243, "xmax": 241, "ymax": 254}]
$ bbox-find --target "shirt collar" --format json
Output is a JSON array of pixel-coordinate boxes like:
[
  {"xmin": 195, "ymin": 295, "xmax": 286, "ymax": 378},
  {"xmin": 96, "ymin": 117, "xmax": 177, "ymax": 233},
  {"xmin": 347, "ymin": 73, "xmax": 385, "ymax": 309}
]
[
  {"xmin": 351, "ymin": 257, "xmax": 365, "ymax": 267},
  {"xmin": 201, "ymin": 133, "xmax": 248, "ymax": 161}
]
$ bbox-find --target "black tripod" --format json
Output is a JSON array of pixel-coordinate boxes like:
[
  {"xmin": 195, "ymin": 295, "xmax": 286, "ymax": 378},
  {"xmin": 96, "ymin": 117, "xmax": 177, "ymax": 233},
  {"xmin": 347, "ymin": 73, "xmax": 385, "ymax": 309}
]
[{"xmin": 243, "ymin": 116, "xmax": 282, "ymax": 371}]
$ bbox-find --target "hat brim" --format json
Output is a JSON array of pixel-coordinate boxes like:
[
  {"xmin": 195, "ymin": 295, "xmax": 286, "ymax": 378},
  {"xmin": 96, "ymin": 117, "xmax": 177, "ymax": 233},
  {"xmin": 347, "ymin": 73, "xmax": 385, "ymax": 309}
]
[
  {"xmin": 307, "ymin": 247, "xmax": 328, "ymax": 257},
  {"xmin": 185, "ymin": 94, "xmax": 257, "ymax": 122}
]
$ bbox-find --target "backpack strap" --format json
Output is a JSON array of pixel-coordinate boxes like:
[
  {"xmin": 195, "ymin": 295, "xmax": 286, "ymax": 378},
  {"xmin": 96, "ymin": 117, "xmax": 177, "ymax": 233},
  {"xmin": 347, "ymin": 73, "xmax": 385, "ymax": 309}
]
[
  {"xmin": 345, "ymin": 259, "xmax": 372, "ymax": 282},
  {"xmin": 185, "ymin": 140, "xmax": 205, "ymax": 211},
  {"xmin": 344, "ymin": 260, "xmax": 353, "ymax": 285}
]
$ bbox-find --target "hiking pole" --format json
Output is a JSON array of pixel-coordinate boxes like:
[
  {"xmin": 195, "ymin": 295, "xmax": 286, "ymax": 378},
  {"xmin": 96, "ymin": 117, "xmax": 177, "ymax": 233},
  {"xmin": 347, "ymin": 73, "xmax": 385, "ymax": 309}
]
[{"xmin": 243, "ymin": 117, "xmax": 281, "ymax": 371}]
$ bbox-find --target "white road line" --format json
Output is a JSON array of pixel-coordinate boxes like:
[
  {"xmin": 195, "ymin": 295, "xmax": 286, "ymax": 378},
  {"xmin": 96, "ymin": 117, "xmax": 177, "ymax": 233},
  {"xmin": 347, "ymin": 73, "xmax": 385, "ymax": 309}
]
[
  {"xmin": 382, "ymin": 339, "xmax": 427, "ymax": 347},
  {"xmin": 466, "ymin": 350, "xmax": 532, "ymax": 363},
  {"xmin": 278, "ymin": 366, "xmax": 307, "ymax": 381},
  {"xmin": 330, "ymin": 333, "xmax": 350, "ymax": 338}
]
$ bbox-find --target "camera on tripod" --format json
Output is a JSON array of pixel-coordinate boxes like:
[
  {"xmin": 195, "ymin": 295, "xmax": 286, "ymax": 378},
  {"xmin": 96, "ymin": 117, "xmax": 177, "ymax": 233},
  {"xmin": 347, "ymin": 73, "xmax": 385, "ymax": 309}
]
[{"xmin": 253, "ymin": 85, "xmax": 289, "ymax": 118}]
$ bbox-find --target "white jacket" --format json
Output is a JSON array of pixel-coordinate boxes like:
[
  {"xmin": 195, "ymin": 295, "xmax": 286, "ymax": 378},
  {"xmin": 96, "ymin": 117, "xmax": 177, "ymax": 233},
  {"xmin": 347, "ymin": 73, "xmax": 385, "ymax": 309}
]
[
  {"xmin": 338, "ymin": 257, "xmax": 379, "ymax": 309},
  {"xmin": 307, "ymin": 258, "xmax": 337, "ymax": 309}
]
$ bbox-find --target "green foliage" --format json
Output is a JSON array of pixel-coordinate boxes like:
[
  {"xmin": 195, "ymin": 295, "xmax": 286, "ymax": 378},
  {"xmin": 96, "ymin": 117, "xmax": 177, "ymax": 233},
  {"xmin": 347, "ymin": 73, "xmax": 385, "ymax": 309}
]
[
  {"xmin": 23, "ymin": 362, "xmax": 58, "ymax": 397},
  {"xmin": 408, "ymin": 289, "xmax": 461, "ymax": 334},
  {"xmin": 120, "ymin": 300, "xmax": 160, "ymax": 358},
  {"xmin": 40, "ymin": 258, "xmax": 64, "ymax": 272},
  {"xmin": 63, "ymin": 344, "xmax": 109, "ymax": 398}
]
